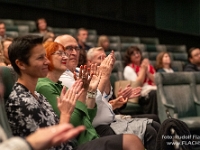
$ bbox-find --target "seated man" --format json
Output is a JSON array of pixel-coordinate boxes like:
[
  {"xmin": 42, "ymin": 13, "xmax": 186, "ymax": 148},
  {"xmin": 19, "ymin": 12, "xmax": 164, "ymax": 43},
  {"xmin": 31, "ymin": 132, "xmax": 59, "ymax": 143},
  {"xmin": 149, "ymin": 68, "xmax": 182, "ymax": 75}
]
[{"xmin": 184, "ymin": 47, "xmax": 200, "ymax": 71}]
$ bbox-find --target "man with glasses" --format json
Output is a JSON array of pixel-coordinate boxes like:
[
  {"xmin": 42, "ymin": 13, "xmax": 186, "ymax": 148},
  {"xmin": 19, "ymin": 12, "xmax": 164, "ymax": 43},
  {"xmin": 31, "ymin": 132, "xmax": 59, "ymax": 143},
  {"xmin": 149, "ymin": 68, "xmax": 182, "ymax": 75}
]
[
  {"xmin": 55, "ymin": 35, "xmax": 81, "ymax": 88},
  {"xmin": 184, "ymin": 47, "xmax": 200, "ymax": 71}
]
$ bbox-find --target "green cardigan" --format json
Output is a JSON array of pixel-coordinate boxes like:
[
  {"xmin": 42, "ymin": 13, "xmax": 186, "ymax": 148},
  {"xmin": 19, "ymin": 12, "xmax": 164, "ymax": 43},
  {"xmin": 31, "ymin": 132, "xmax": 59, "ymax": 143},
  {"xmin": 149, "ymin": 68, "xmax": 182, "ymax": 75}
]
[{"xmin": 36, "ymin": 78, "xmax": 99, "ymax": 145}]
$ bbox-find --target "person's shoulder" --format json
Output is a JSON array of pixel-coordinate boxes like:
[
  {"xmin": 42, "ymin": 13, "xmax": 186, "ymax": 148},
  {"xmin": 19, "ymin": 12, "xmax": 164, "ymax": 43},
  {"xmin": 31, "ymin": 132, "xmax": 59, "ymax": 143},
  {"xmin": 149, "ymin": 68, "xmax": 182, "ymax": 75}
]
[
  {"xmin": 157, "ymin": 68, "xmax": 165, "ymax": 72},
  {"xmin": 184, "ymin": 63, "xmax": 197, "ymax": 71}
]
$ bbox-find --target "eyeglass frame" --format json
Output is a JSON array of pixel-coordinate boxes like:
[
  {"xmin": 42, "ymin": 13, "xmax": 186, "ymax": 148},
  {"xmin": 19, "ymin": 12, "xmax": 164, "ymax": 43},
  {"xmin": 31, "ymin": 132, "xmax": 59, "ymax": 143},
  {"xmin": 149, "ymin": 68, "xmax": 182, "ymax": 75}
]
[
  {"xmin": 65, "ymin": 46, "xmax": 81, "ymax": 52},
  {"xmin": 51, "ymin": 50, "xmax": 69, "ymax": 57}
]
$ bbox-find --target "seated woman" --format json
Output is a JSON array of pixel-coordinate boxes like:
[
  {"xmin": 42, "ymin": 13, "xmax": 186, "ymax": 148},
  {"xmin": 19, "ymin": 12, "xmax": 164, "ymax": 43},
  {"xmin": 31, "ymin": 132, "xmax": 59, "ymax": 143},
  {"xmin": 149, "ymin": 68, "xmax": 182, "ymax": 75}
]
[
  {"xmin": 0, "ymin": 38, "xmax": 13, "ymax": 66},
  {"xmin": 123, "ymin": 46, "xmax": 158, "ymax": 114},
  {"xmin": 36, "ymin": 41, "xmax": 144, "ymax": 150},
  {"xmin": 5, "ymin": 35, "xmax": 143, "ymax": 150},
  {"xmin": 156, "ymin": 52, "xmax": 176, "ymax": 73}
]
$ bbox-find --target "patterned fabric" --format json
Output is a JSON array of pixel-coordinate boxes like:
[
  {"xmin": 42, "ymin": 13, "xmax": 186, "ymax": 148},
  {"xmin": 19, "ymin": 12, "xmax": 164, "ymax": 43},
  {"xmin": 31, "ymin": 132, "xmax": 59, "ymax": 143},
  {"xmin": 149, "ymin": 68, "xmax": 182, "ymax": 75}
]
[
  {"xmin": 6, "ymin": 82, "xmax": 71, "ymax": 150},
  {"xmin": 130, "ymin": 63, "xmax": 155, "ymax": 85}
]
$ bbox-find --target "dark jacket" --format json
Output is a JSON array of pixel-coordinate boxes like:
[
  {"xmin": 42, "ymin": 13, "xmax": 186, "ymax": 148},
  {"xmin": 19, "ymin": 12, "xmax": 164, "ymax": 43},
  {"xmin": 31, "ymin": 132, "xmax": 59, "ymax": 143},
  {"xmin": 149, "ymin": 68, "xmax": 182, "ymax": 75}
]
[{"xmin": 184, "ymin": 63, "xmax": 200, "ymax": 72}]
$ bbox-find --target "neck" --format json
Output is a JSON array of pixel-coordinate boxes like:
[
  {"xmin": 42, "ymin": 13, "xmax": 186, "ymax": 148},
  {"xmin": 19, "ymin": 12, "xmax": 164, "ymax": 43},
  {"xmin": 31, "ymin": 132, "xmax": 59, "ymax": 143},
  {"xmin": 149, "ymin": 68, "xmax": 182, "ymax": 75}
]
[
  {"xmin": 134, "ymin": 62, "xmax": 140, "ymax": 66},
  {"xmin": 46, "ymin": 70, "xmax": 62, "ymax": 83},
  {"xmin": 17, "ymin": 75, "xmax": 38, "ymax": 95},
  {"xmin": 4, "ymin": 57, "xmax": 10, "ymax": 65},
  {"xmin": 163, "ymin": 64, "xmax": 170, "ymax": 69},
  {"xmin": 78, "ymin": 40, "xmax": 85, "ymax": 46}
]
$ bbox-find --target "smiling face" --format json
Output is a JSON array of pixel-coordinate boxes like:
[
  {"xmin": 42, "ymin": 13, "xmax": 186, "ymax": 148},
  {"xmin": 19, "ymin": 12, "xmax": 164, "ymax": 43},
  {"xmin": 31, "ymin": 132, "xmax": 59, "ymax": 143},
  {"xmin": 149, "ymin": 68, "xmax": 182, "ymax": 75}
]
[
  {"xmin": 130, "ymin": 50, "xmax": 142, "ymax": 65},
  {"xmin": 51, "ymin": 45, "xmax": 68, "ymax": 72},
  {"xmin": 23, "ymin": 44, "xmax": 50, "ymax": 78}
]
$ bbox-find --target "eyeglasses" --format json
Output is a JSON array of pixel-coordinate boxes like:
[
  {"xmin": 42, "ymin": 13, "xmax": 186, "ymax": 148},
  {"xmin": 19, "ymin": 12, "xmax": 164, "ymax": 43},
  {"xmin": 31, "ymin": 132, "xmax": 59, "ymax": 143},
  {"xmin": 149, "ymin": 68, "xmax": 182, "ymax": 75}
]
[
  {"xmin": 65, "ymin": 46, "xmax": 80, "ymax": 51},
  {"xmin": 52, "ymin": 50, "xmax": 69, "ymax": 57}
]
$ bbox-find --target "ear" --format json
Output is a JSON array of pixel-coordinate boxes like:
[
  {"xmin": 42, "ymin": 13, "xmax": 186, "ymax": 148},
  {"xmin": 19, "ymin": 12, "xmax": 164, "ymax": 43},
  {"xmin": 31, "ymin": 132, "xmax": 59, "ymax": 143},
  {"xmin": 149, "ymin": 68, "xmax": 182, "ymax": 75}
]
[
  {"xmin": 189, "ymin": 57, "xmax": 193, "ymax": 63},
  {"xmin": 15, "ymin": 59, "xmax": 26, "ymax": 70}
]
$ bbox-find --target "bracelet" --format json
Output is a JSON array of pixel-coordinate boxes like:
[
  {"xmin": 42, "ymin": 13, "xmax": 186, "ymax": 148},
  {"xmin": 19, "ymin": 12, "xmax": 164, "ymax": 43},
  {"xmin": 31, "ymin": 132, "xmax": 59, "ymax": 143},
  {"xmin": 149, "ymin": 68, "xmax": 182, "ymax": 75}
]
[{"xmin": 87, "ymin": 91, "xmax": 97, "ymax": 99}]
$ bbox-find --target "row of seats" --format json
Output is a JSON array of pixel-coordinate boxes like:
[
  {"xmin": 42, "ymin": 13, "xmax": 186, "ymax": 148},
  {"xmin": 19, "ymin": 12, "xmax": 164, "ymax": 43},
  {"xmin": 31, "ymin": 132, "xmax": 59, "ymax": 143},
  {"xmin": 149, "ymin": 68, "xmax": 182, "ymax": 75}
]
[{"xmin": 155, "ymin": 72, "xmax": 200, "ymax": 129}]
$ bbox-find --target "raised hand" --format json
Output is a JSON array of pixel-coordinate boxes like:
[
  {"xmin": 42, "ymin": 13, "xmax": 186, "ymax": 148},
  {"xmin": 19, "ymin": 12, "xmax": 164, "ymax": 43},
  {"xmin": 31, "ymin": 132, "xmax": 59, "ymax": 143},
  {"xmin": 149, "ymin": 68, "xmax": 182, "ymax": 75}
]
[
  {"xmin": 109, "ymin": 96, "xmax": 128, "ymax": 110},
  {"xmin": 99, "ymin": 52, "xmax": 114, "ymax": 79},
  {"xmin": 88, "ymin": 64, "xmax": 101, "ymax": 92},
  {"xmin": 26, "ymin": 123, "xmax": 85, "ymax": 150},
  {"xmin": 58, "ymin": 80, "xmax": 83, "ymax": 123},
  {"xmin": 74, "ymin": 65, "xmax": 92, "ymax": 90},
  {"xmin": 129, "ymin": 87, "xmax": 141, "ymax": 98},
  {"xmin": 117, "ymin": 85, "xmax": 132, "ymax": 99}
]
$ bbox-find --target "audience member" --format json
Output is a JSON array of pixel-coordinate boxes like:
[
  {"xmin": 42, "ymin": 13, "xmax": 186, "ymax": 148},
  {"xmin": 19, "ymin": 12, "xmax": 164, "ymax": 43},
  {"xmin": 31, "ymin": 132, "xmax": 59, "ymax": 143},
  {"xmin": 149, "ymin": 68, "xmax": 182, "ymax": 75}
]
[
  {"xmin": 156, "ymin": 52, "xmax": 176, "ymax": 72},
  {"xmin": 36, "ymin": 39, "xmax": 144, "ymax": 150},
  {"xmin": 184, "ymin": 47, "xmax": 200, "ymax": 71},
  {"xmin": 0, "ymin": 22, "xmax": 6, "ymax": 41},
  {"xmin": 123, "ymin": 46, "xmax": 158, "ymax": 114},
  {"xmin": 5, "ymin": 35, "xmax": 108, "ymax": 150},
  {"xmin": 97, "ymin": 35, "xmax": 111, "ymax": 51},
  {"xmin": 1, "ymin": 38, "xmax": 13, "ymax": 66},
  {"xmin": 87, "ymin": 47, "xmax": 159, "ymax": 150},
  {"xmin": 34, "ymin": 18, "xmax": 52, "ymax": 34},
  {"xmin": 77, "ymin": 28, "xmax": 91, "ymax": 51}
]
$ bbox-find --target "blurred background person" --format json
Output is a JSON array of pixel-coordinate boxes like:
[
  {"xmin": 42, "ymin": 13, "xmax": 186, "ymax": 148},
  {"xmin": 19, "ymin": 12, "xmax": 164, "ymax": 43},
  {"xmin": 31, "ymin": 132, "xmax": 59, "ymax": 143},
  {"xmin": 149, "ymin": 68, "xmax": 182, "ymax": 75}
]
[
  {"xmin": 1, "ymin": 38, "xmax": 13, "ymax": 66},
  {"xmin": 0, "ymin": 22, "xmax": 6, "ymax": 41},
  {"xmin": 156, "ymin": 52, "xmax": 177, "ymax": 73},
  {"xmin": 97, "ymin": 35, "xmax": 111, "ymax": 51},
  {"xmin": 77, "ymin": 28, "xmax": 91, "ymax": 51}
]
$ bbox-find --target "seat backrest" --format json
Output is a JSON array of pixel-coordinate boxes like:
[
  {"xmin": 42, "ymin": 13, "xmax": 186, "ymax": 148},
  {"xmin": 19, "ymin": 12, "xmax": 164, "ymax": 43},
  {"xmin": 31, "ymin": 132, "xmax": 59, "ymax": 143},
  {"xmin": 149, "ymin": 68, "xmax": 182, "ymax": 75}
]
[
  {"xmin": 120, "ymin": 36, "xmax": 140, "ymax": 43},
  {"xmin": 0, "ymin": 66, "xmax": 17, "ymax": 138},
  {"xmin": 155, "ymin": 72, "xmax": 196, "ymax": 119},
  {"xmin": 194, "ymin": 72, "xmax": 200, "ymax": 101},
  {"xmin": 140, "ymin": 37, "xmax": 159, "ymax": 44},
  {"xmin": 1, "ymin": 66, "xmax": 18, "ymax": 100}
]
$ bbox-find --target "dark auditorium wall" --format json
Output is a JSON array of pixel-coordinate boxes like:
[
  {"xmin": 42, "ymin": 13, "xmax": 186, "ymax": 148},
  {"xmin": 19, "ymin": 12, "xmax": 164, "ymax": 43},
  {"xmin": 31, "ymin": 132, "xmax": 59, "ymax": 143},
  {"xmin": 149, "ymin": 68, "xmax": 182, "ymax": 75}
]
[{"xmin": 0, "ymin": 0, "xmax": 200, "ymax": 48}]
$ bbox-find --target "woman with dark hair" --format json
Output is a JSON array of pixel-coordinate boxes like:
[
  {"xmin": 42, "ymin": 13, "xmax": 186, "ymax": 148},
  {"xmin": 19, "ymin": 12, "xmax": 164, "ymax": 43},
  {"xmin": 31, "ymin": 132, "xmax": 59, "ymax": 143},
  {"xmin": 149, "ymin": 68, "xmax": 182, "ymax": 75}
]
[
  {"xmin": 123, "ymin": 46, "xmax": 158, "ymax": 114},
  {"xmin": 36, "ymin": 41, "xmax": 144, "ymax": 150},
  {"xmin": 156, "ymin": 52, "xmax": 175, "ymax": 73}
]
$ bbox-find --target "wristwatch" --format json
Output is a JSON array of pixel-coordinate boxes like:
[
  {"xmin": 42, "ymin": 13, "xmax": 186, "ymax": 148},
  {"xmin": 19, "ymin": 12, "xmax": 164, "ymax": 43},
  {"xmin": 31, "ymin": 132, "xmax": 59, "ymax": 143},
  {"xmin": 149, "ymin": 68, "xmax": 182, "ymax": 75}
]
[{"xmin": 87, "ymin": 91, "xmax": 97, "ymax": 99}]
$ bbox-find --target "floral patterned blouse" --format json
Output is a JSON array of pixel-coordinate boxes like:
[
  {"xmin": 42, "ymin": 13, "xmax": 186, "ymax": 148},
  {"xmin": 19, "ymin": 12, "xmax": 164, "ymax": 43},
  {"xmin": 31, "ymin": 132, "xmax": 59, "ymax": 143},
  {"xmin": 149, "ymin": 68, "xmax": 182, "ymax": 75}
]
[{"xmin": 5, "ymin": 83, "xmax": 72, "ymax": 150}]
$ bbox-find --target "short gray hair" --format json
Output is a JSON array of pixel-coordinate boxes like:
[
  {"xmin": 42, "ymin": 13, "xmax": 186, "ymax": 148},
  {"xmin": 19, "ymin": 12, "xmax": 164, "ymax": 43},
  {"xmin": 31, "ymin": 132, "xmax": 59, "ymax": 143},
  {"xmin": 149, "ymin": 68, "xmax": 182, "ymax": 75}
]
[{"xmin": 87, "ymin": 47, "xmax": 104, "ymax": 60}]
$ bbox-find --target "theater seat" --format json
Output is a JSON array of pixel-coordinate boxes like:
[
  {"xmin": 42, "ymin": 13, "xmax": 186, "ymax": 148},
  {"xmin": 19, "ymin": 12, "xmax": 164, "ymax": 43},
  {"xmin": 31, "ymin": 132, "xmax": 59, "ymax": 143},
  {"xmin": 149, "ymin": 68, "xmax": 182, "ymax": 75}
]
[
  {"xmin": 140, "ymin": 37, "xmax": 159, "ymax": 44},
  {"xmin": 0, "ymin": 66, "xmax": 17, "ymax": 137},
  {"xmin": 120, "ymin": 36, "xmax": 140, "ymax": 43},
  {"xmin": 155, "ymin": 72, "xmax": 200, "ymax": 131}
]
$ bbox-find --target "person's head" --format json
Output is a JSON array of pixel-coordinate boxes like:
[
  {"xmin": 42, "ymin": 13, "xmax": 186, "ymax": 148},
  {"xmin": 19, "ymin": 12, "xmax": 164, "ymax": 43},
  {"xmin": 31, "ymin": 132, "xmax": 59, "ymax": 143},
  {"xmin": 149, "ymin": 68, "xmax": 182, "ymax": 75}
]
[
  {"xmin": 43, "ymin": 41, "xmax": 68, "ymax": 73},
  {"xmin": 2, "ymin": 37, "xmax": 13, "ymax": 64},
  {"xmin": 77, "ymin": 28, "xmax": 88, "ymax": 44},
  {"xmin": 55, "ymin": 35, "xmax": 80, "ymax": 72},
  {"xmin": 43, "ymin": 32, "xmax": 55, "ymax": 43},
  {"xmin": 156, "ymin": 52, "xmax": 172, "ymax": 70},
  {"xmin": 124, "ymin": 46, "xmax": 142, "ymax": 66},
  {"xmin": 97, "ymin": 35, "xmax": 110, "ymax": 51},
  {"xmin": 0, "ymin": 22, "xmax": 6, "ymax": 37},
  {"xmin": 87, "ymin": 47, "xmax": 106, "ymax": 66},
  {"xmin": 36, "ymin": 18, "xmax": 47, "ymax": 32},
  {"xmin": 188, "ymin": 47, "xmax": 200, "ymax": 65},
  {"xmin": 8, "ymin": 35, "xmax": 49, "ymax": 77}
]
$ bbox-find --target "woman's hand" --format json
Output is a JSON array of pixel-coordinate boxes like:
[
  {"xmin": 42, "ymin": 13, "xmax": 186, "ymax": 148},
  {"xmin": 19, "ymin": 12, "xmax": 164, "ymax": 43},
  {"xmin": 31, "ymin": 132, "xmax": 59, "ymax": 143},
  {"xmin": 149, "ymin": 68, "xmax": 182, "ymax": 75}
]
[
  {"xmin": 129, "ymin": 87, "xmax": 141, "ymax": 98},
  {"xmin": 74, "ymin": 65, "xmax": 92, "ymax": 90},
  {"xmin": 26, "ymin": 123, "xmax": 85, "ymax": 150},
  {"xmin": 109, "ymin": 96, "xmax": 128, "ymax": 110},
  {"xmin": 117, "ymin": 85, "xmax": 132, "ymax": 99},
  {"xmin": 58, "ymin": 80, "xmax": 83, "ymax": 123},
  {"xmin": 88, "ymin": 64, "xmax": 101, "ymax": 92}
]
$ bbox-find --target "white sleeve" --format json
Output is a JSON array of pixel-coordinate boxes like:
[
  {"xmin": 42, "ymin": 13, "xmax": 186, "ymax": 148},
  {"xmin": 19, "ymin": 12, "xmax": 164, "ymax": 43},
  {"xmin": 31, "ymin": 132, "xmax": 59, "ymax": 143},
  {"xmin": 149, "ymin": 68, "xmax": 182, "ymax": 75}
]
[
  {"xmin": 123, "ymin": 66, "xmax": 137, "ymax": 81},
  {"xmin": 0, "ymin": 137, "xmax": 31, "ymax": 150},
  {"xmin": 103, "ymin": 86, "xmax": 113, "ymax": 101},
  {"xmin": 59, "ymin": 73, "xmax": 75, "ymax": 88}
]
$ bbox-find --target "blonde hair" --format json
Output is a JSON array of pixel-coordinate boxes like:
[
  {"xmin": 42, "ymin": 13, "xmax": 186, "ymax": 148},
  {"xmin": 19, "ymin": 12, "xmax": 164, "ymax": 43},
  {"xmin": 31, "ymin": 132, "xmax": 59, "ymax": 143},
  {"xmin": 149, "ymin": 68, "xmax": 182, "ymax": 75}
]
[
  {"xmin": 97, "ymin": 35, "xmax": 109, "ymax": 47},
  {"xmin": 87, "ymin": 47, "xmax": 104, "ymax": 60}
]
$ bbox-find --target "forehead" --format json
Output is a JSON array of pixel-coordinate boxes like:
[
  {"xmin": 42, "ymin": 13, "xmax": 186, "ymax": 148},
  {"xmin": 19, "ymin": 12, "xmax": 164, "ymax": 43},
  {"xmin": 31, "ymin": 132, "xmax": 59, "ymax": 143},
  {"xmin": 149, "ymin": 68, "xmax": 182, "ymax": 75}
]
[
  {"xmin": 0, "ymin": 23, "xmax": 5, "ymax": 27},
  {"xmin": 30, "ymin": 44, "xmax": 45, "ymax": 55},
  {"xmin": 191, "ymin": 49, "xmax": 200, "ymax": 56},
  {"xmin": 79, "ymin": 30, "xmax": 88, "ymax": 34},
  {"xmin": 93, "ymin": 50, "xmax": 106, "ymax": 57},
  {"xmin": 62, "ymin": 37, "xmax": 78, "ymax": 47}
]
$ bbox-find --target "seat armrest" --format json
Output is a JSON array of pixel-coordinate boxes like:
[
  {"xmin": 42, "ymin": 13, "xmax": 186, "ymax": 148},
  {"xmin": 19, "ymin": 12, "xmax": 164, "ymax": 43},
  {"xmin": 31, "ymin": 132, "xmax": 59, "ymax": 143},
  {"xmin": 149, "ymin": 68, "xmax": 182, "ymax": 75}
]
[{"xmin": 194, "ymin": 100, "xmax": 200, "ymax": 106}]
